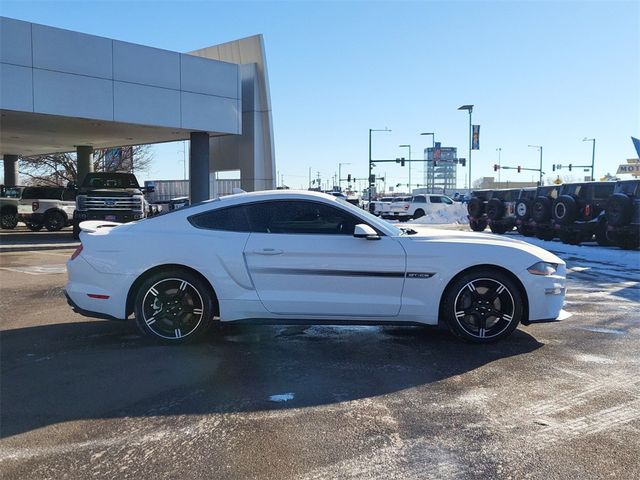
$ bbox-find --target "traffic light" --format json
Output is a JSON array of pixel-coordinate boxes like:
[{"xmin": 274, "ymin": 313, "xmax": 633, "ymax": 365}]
[
  {"xmin": 459, "ymin": 158, "xmax": 466, "ymax": 167},
  {"xmin": 517, "ymin": 166, "xmax": 521, "ymax": 173},
  {"xmin": 400, "ymin": 157, "xmax": 405, "ymax": 167},
  {"xmin": 494, "ymin": 164, "xmax": 499, "ymax": 172},
  {"xmin": 552, "ymin": 164, "xmax": 556, "ymax": 172},
  {"xmin": 433, "ymin": 160, "xmax": 437, "ymax": 167},
  {"xmin": 347, "ymin": 174, "xmax": 351, "ymax": 182},
  {"xmin": 568, "ymin": 164, "xmax": 572, "ymax": 171}
]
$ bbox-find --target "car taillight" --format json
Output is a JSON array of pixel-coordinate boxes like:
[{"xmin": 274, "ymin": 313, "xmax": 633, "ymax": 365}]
[
  {"xmin": 584, "ymin": 204, "xmax": 591, "ymax": 217},
  {"xmin": 404, "ymin": 204, "xmax": 409, "ymax": 210},
  {"xmin": 70, "ymin": 244, "xmax": 83, "ymax": 260},
  {"xmin": 32, "ymin": 201, "xmax": 39, "ymax": 212}
]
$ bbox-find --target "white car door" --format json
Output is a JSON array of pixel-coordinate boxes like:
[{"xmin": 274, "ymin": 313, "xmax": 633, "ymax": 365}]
[{"xmin": 243, "ymin": 200, "xmax": 406, "ymax": 317}]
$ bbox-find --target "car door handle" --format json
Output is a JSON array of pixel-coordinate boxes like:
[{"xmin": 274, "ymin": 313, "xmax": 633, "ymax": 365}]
[{"xmin": 253, "ymin": 248, "xmax": 284, "ymax": 255}]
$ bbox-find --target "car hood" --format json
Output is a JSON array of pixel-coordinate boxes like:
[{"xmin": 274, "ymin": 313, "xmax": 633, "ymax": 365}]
[{"xmin": 400, "ymin": 226, "xmax": 563, "ymax": 264}]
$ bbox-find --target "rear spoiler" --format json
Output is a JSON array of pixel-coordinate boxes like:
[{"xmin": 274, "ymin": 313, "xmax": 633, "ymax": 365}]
[{"xmin": 79, "ymin": 220, "xmax": 121, "ymax": 234}]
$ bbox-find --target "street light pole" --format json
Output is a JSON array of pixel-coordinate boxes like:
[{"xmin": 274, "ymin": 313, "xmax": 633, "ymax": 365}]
[
  {"xmin": 458, "ymin": 105, "xmax": 474, "ymax": 190},
  {"xmin": 368, "ymin": 128, "xmax": 391, "ymax": 201},
  {"xmin": 420, "ymin": 132, "xmax": 435, "ymax": 193},
  {"xmin": 583, "ymin": 137, "xmax": 596, "ymax": 181},
  {"xmin": 399, "ymin": 144, "xmax": 411, "ymax": 192},
  {"xmin": 527, "ymin": 145, "xmax": 543, "ymax": 186}
]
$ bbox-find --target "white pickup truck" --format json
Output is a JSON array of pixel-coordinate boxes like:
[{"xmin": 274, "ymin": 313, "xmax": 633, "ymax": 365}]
[
  {"xmin": 368, "ymin": 196, "xmax": 397, "ymax": 216},
  {"xmin": 384, "ymin": 194, "xmax": 455, "ymax": 221},
  {"xmin": 18, "ymin": 185, "xmax": 76, "ymax": 231}
]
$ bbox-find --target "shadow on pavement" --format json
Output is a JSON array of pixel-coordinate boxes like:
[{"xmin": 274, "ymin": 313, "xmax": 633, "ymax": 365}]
[{"xmin": 1, "ymin": 320, "xmax": 542, "ymax": 438}]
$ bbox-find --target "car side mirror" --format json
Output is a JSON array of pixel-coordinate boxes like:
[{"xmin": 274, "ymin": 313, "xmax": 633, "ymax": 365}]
[
  {"xmin": 66, "ymin": 181, "xmax": 77, "ymax": 191},
  {"xmin": 354, "ymin": 224, "xmax": 380, "ymax": 240}
]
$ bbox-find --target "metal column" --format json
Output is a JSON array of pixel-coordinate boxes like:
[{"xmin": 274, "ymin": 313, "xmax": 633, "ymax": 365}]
[
  {"xmin": 76, "ymin": 146, "xmax": 94, "ymax": 184},
  {"xmin": 3, "ymin": 155, "xmax": 19, "ymax": 186},
  {"xmin": 189, "ymin": 132, "xmax": 210, "ymax": 203}
]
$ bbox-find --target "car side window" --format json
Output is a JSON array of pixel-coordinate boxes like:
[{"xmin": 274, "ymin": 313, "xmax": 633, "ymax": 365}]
[
  {"xmin": 441, "ymin": 196, "xmax": 453, "ymax": 204},
  {"xmin": 413, "ymin": 195, "xmax": 426, "ymax": 203},
  {"xmin": 593, "ymin": 185, "xmax": 614, "ymax": 199},
  {"xmin": 62, "ymin": 189, "xmax": 76, "ymax": 201},
  {"xmin": 245, "ymin": 201, "xmax": 359, "ymax": 235},
  {"xmin": 430, "ymin": 196, "xmax": 442, "ymax": 203},
  {"xmin": 189, "ymin": 205, "xmax": 251, "ymax": 232}
]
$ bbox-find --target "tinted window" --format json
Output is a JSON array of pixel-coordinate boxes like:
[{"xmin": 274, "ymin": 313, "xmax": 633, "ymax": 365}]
[
  {"xmin": 81, "ymin": 173, "xmax": 139, "ymax": 189},
  {"xmin": 430, "ymin": 196, "xmax": 442, "ymax": 203},
  {"xmin": 617, "ymin": 181, "xmax": 639, "ymax": 195},
  {"xmin": 189, "ymin": 205, "xmax": 251, "ymax": 231},
  {"xmin": 21, "ymin": 187, "xmax": 64, "ymax": 200},
  {"xmin": 413, "ymin": 195, "xmax": 426, "ymax": 203},
  {"xmin": 441, "ymin": 196, "xmax": 454, "ymax": 204},
  {"xmin": 246, "ymin": 201, "xmax": 359, "ymax": 235},
  {"xmin": 62, "ymin": 189, "xmax": 76, "ymax": 201}
]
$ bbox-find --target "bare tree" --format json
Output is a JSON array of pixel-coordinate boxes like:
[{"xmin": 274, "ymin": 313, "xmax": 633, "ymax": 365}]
[{"xmin": 18, "ymin": 145, "xmax": 154, "ymax": 186}]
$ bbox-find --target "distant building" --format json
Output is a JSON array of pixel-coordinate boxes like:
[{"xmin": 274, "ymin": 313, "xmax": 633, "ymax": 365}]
[
  {"xmin": 475, "ymin": 177, "xmax": 538, "ymax": 190},
  {"xmin": 424, "ymin": 146, "xmax": 457, "ymax": 193}
]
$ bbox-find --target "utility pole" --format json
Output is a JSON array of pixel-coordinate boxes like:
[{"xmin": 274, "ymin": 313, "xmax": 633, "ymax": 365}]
[
  {"xmin": 496, "ymin": 148, "xmax": 502, "ymax": 186},
  {"xmin": 369, "ymin": 128, "xmax": 391, "ymax": 201},
  {"xmin": 458, "ymin": 105, "xmax": 473, "ymax": 189},
  {"xmin": 583, "ymin": 137, "xmax": 596, "ymax": 181}
]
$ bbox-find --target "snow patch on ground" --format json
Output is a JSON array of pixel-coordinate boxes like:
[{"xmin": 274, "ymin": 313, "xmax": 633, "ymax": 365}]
[
  {"xmin": 268, "ymin": 393, "xmax": 295, "ymax": 402},
  {"xmin": 410, "ymin": 203, "xmax": 468, "ymax": 225}
]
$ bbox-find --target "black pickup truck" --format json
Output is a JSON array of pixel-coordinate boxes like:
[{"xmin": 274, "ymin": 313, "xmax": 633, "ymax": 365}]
[{"xmin": 71, "ymin": 172, "xmax": 154, "ymax": 239}]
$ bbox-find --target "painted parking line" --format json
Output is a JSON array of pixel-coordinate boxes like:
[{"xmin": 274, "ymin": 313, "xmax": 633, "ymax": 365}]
[{"xmin": 0, "ymin": 264, "xmax": 67, "ymax": 275}]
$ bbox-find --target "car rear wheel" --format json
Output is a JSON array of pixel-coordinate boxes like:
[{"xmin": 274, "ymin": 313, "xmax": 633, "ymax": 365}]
[
  {"xmin": 489, "ymin": 223, "xmax": 508, "ymax": 234},
  {"xmin": 595, "ymin": 221, "xmax": 614, "ymax": 247},
  {"xmin": 442, "ymin": 270, "xmax": 523, "ymax": 343},
  {"xmin": 1, "ymin": 209, "xmax": 18, "ymax": 230},
  {"xmin": 45, "ymin": 210, "xmax": 66, "ymax": 232},
  {"xmin": 516, "ymin": 224, "xmax": 534, "ymax": 236},
  {"xmin": 134, "ymin": 269, "xmax": 216, "ymax": 343},
  {"xmin": 413, "ymin": 209, "xmax": 425, "ymax": 219},
  {"xmin": 616, "ymin": 234, "xmax": 640, "ymax": 250},
  {"xmin": 559, "ymin": 230, "xmax": 583, "ymax": 245},
  {"xmin": 535, "ymin": 227, "xmax": 555, "ymax": 241}
]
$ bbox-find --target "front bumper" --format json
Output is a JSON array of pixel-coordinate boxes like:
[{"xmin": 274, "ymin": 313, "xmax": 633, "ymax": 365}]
[
  {"xmin": 74, "ymin": 211, "xmax": 143, "ymax": 223},
  {"xmin": 522, "ymin": 264, "xmax": 567, "ymax": 322}
]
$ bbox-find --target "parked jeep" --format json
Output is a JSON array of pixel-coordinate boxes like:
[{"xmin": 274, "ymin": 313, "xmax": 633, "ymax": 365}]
[
  {"xmin": 18, "ymin": 185, "xmax": 76, "ymax": 231},
  {"xmin": 528, "ymin": 185, "xmax": 562, "ymax": 241},
  {"xmin": 466, "ymin": 190, "xmax": 493, "ymax": 231},
  {"xmin": 485, "ymin": 188, "xmax": 522, "ymax": 234},
  {"xmin": 72, "ymin": 172, "xmax": 154, "ymax": 239},
  {"xmin": 0, "ymin": 185, "xmax": 21, "ymax": 230},
  {"xmin": 552, "ymin": 181, "xmax": 615, "ymax": 245},
  {"xmin": 514, "ymin": 188, "xmax": 538, "ymax": 236},
  {"xmin": 605, "ymin": 179, "xmax": 640, "ymax": 249}
]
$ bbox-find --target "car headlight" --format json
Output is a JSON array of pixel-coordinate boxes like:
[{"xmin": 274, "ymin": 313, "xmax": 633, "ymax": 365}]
[{"xmin": 527, "ymin": 261, "xmax": 558, "ymax": 276}]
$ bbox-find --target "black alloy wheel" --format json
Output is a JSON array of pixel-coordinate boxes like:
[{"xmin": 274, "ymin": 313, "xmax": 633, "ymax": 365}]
[
  {"xmin": 45, "ymin": 210, "xmax": 66, "ymax": 232},
  {"xmin": 1, "ymin": 210, "xmax": 18, "ymax": 230},
  {"xmin": 134, "ymin": 270, "xmax": 215, "ymax": 343},
  {"xmin": 442, "ymin": 271, "xmax": 523, "ymax": 343}
]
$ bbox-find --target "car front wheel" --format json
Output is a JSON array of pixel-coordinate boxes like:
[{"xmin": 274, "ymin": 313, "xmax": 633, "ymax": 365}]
[
  {"xmin": 442, "ymin": 270, "xmax": 523, "ymax": 343},
  {"xmin": 134, "ymin": 269, "xmax": 216, "ymax": 343}
]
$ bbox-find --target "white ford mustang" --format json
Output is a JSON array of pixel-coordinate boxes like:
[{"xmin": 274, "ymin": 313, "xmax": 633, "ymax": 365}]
[{"xmin": 65, "ymin": 190, "xmax": 566, "ymax": 343}]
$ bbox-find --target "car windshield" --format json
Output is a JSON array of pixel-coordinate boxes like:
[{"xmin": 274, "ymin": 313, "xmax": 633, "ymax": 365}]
[{"xmin": 81, "ymin": 173, "xmax": 140, "ymax": 189}]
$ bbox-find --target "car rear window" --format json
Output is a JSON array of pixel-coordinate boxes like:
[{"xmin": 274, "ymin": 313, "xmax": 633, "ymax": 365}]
[
  {"xmin": 21, "ymin": 187, "xmax": 64, "ymax": 200},
  {"xmin": 616, "ymin": 181, "xmax": 639, "ymax": 196}
]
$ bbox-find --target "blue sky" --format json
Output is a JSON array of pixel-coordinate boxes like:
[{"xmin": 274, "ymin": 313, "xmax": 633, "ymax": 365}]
[{"xmin": 2, "ymin": 0, "xmax": 638, "ymax": 190}]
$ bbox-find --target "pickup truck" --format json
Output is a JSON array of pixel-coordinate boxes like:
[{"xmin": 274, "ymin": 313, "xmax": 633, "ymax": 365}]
[
  {"xmin": 368, "ymin": 196, "xmax": 395, "ymax": 216},
  {"xmin": 385, "ymin": 194, "xmax": 454, "ymax": 221}
]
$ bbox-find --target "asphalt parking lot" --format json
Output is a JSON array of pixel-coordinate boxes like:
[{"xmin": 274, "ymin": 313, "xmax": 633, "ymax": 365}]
[{"xmin": 1, "ymin": 228, "xmax": 639, "ymax": 479}]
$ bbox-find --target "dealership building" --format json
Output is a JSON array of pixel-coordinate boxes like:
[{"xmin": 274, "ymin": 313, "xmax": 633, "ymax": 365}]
[{"xmin": 0, "ymin": 16, "xmax": 275, "ymax": 201}]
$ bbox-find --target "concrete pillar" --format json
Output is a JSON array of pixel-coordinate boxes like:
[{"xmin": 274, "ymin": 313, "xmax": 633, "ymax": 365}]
[
  {"xmin": 76, "ymin": 146, "xmax": 94, "ymax": 184},
  {"xmin": 3, "ymin": 155, "xmax": 19, "ymax": 186},
  {"xmin": 189, "ymin": 132, "xmax": 210, "ymax": 202}
]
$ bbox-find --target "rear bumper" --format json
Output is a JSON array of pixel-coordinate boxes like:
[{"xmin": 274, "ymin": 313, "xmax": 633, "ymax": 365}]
[{"xmin": 65, "ymin": 291, "xmax": 122, "ymax": 321}]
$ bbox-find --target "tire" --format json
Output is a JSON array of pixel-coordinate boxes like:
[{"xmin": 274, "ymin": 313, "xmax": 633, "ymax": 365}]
[
  {"xmin": 1, "ymin": 208, "xmax": 18, "ymax": 230},
  {"xmin": 489, "ymin": 223, "xmax": 508, "ymax": 234},
  {"xmin": 469, "ymin": 217, "xmax": 487, "ymax": 232},
  {"xmin": 413, "ymin": 209, "xmax": 425, "ymax": 219},
  {"xmin": 607, "ymin": 194, "xmax": 633, "ymax": 227},
  {"xmin": 595, "ymin": 221, "xmax": 614, "ymax": 247},
  {"xmin": 45, "ymin": 210, "xmax": 66, "ymax": 232},
  {"xmin": 467, "ymin": 197, "xmax": 484, "ymax": 218},
  {"xmin": 442, "ymin": 269, "xmax": 523, "ymax": 343},
  {"xmin": 515, "ymin": 200, "xmax": 530, "ymax": 221},
  {"xmin": 72, "ymin": 222, "xmax": 80, "ymax": 240},
  {"xmin": 553, "ymin": 195, "xmax": 577, "ymax": 225},
  {"xmin": 531, "ymin": 197, "xmax": 552, "ymax": 223},
  {"xmin": 134, "ymin": 269, "xmax": 216, "ymax": 343},
  {"xmin": 486, "ymin": 198, "xmax": 505, "ymax": 220},
  {"xmin": 535, "ymin": 227, "xmax": 555, "ymax": 241},
  {"xmin": 516, "ymin": 224, "xmax": 534, "ymax": 237},
  {"xmin": 616, "ymin": 234, "xmax": 640, "ymax": 250},
  {"xmin": 26, "ymin": 222, "xmax": 43, "ymax": 232},
  {"xmin": 559, "ymin": 230, "xmax": 582, "ymax": 245}
]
